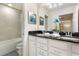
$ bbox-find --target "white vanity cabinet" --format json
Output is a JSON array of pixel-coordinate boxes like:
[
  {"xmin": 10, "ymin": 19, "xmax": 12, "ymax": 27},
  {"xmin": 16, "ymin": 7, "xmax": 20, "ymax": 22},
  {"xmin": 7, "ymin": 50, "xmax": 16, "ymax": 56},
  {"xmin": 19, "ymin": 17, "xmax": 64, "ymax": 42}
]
[
  {"xmin": 28, "ymin": 35, "xmax": 37, "ymax": 56},
  {"xmin": 48, "ymin": 39, "xmax": 72, "ymax": 56},
  {"xmin": 36, "ymin": 37, "xmax": 48, "ymax": 56},
  {"xmin": 28, "ymin": 35, "xmax": 79, "ymax": 56}
]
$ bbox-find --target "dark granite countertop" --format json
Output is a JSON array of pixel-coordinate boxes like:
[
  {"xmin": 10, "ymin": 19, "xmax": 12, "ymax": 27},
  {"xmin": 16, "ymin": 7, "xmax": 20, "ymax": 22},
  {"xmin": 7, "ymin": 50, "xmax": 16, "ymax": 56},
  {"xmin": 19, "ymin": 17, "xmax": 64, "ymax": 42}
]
[{"xmin": 29, "ymin": 34, "xmax": 79, "ymax": 44}]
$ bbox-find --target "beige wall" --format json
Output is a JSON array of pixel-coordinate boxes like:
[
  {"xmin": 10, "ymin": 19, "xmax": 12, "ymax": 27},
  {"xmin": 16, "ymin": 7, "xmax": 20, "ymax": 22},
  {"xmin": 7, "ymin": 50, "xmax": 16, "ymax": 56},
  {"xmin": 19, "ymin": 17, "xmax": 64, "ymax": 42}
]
[{"xmin": 0, "ymin": 5, "xmax": 21, "ymax": 41}]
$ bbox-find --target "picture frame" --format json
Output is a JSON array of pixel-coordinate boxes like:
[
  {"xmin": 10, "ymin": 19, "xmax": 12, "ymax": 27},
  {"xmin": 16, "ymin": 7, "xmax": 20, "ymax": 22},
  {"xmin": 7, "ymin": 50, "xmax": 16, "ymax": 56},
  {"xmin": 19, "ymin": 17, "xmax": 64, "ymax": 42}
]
[
  {"xmin": 28, "ymin": 12, "xmax": 36, "ymax": 24},
  {"xmin": 39, "ymin": 16, "xmax": 44, "ymax": 26}
]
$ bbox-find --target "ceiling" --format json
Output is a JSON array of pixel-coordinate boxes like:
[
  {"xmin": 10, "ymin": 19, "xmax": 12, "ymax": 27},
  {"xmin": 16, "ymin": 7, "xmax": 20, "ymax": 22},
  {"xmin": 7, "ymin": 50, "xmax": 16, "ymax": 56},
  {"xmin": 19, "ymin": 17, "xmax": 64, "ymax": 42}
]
[
  {"xmin": 40, "ymin": 3, "xmax": 78, "ymax": 11},
  {"xmin": 2, "ymin": 3, "xmax": 23, "ymax": 11},
  {"xmin": 0, "ymin": 3, "xmax": 78, "ymax": 11}
]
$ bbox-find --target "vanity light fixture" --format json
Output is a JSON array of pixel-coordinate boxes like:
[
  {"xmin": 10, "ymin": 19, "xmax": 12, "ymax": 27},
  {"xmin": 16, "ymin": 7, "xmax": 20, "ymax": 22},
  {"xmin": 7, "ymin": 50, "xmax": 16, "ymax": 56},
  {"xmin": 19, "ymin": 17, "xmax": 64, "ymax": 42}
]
[
  {"xmin": 8, "ymin": 4, "xmax": 13, "ymax": 7},
  {"xmin": 45, "ymin": 3, "xmax": 63, "ymax": 9}
]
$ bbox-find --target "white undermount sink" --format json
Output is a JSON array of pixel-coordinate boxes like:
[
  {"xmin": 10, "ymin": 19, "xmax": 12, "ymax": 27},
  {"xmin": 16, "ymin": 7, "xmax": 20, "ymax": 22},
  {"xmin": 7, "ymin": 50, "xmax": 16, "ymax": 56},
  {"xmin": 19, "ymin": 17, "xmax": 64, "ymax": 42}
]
[
  {"xmin": 36, "ymin": 34, "xmax": 45, "ymax": 36},
  {"xmin": 37, "ymin": 33, "xmax": 60, "ymax": 38}
]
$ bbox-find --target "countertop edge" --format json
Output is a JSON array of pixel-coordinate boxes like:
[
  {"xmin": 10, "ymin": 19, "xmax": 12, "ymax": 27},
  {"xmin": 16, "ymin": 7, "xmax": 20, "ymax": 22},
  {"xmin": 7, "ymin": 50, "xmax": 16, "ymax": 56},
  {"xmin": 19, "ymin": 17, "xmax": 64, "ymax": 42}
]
[{"xmin": 29, "ymin": 34, "xmax": 79, "ymax": 44}]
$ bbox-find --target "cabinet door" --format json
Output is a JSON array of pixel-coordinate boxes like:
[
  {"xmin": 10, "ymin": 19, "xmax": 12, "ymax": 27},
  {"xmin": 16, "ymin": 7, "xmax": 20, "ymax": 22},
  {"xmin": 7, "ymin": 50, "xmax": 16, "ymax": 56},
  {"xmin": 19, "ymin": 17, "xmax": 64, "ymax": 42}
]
[
  {"xmin": 71, "ymin": 43, "xmax": 79, "ymax": 56},
  {"xmin": 49, "ymin": 46, "xmax": 68, "ymax": 56},
  {"xmin": 29, "ymin": 36, "xmax": 36, "ymax": 56},
  {"xmin": 49, "ymin": 39, "xmax": 70, "ymax": 50},
  {"xmin": 48, "ymin": 39, "xmax": 71, "ymax": 56}
]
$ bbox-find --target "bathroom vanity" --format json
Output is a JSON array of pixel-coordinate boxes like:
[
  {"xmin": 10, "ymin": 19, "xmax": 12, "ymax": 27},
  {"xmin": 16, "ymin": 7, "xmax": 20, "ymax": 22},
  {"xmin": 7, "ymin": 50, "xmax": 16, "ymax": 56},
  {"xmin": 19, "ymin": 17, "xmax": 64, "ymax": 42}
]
[{"xmin": 28, "ymin": 31, "xmax": 79, "ymax": 56}]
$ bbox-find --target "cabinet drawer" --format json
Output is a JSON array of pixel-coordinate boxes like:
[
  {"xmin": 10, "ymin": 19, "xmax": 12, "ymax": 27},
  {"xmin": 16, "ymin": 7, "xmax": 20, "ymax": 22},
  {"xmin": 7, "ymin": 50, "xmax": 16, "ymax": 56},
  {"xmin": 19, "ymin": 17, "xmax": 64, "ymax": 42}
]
[
  {"xmin": 49, "ymin": 39, "xmax": 69, "ymax": 50},
  {"xmin": 42, "ymin": 38, "xmax": 48, "ymax": 44},
  {"xmin": 49, "ymin": 47, "xmax": 67, "ymax": 56},
  {"xmin": 72, "ymin": 44, "xmax": 79, "ymax": 54},
  {"xmin": 29, "ymin": 36, "xmax": 36, "ymax": 41},
  {"xmin": 37, "ymin": 43, "xmax": 47, "ymax": 50},
  {"xmin": 37, "ymin": 37, "xmax": 47, "ymax": 44},
  {"xmin": 37, "ymin": 37, "xmax": 42, "ymax": 43},
  {"xmin": 37, "ymin": 48, "xmax": 47, "ymax": 56}
]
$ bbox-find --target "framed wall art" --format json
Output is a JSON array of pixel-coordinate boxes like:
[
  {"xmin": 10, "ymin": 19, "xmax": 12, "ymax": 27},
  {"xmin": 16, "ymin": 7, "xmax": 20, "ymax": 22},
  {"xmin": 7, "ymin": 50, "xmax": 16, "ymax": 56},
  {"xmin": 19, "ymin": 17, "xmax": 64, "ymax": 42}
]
[
  {"xmin": 39, "ymin": 16, "xmax": 45, "ymax": 26},
  {"xmin": 28, "ymin": 12, "xmax": 36, "ymax": 24}
]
